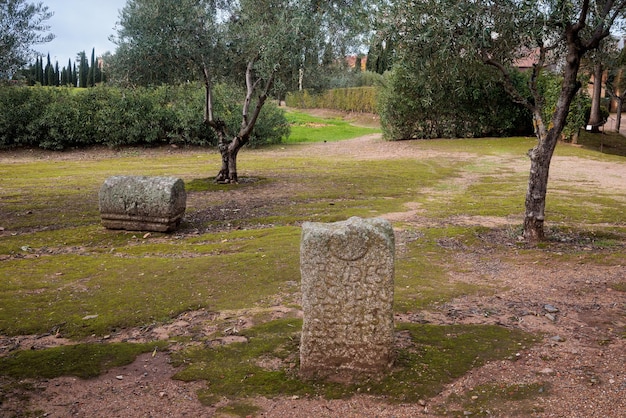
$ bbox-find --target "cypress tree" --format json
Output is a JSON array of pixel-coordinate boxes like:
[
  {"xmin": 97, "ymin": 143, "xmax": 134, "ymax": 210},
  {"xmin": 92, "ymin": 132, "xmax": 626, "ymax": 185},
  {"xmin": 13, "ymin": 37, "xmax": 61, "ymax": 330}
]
[
  {"xmin": 38, "ymin": 56, "xmax": 44, "ymax": 84},
  {"xmin": 40, "ymin": 57, "xmax": 45, "ymax": 84},
  {"xmin": 89, "ymin": 48, "xmax": 96, "ymax": 87},
  {"xmin": 95, "ymin": 56, "xmax": 102, "ymax": 84},
  {"xmin": 67, "ymin": 59, "xmax": 73, "ymax": 86},
  {"xmin": 72, "ymin": 63, "xmax": 78, "ymax": 87},
  {"xmin": 54, "ymin": 61, "xmax": 60, "ymax": 86},
  {"xmin": 78, "ymin": 51, "xmax": 88, "ymax": 88},
  {"xmin": 33, "ymin": 58, "xmax": 40, "ymax": 85},
  {"xmin": 45, "ymin": 54, "xmax": 53, "ymax": 86}
]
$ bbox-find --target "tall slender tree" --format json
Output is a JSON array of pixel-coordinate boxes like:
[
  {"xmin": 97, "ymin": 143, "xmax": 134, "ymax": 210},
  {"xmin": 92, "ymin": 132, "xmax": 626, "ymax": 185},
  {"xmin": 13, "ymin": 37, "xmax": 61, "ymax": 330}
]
[
  {"xmin": 54, "ymin": 60, "xmax": 59, "ymax": 86},
  {"xmin": 88, "ymin": 48, "xmax": 96, "ymax": 86},
  {"xmin": 45, "ymin": 53, "xmax": 54, "ymax": 85},
  {"xmin": 66, "ymin": 58, "xmax": 72, "ymax": 86},
  {"xmin": 77, "ymin": 51, "xmax": 88, "ymax": 88}
]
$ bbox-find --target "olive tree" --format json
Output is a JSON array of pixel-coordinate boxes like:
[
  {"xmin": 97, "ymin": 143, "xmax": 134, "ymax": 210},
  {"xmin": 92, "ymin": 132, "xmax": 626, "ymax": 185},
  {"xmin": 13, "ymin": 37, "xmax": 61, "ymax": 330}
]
[
  {"xmin": 0, "ymin": 0, "xmax": 53, "ymax": 79},
  {"xmin": 112, "ymin": 0, "xmax": 374, "ymax": 183},
  {"xmin": 387, "ymin": 0, "xmax": 626, "ymax": 241}
]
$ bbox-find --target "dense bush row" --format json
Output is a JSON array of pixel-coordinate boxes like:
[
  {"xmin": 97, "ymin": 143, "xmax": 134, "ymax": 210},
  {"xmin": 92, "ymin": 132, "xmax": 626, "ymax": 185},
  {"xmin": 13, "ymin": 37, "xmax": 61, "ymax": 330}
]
[
  {"xmin": 286, "ymin": 86, "xmax": 378, "ymax": 113},
  {"xmin": 378, "ymin": 62, "xmax": 534, "ymax": 140},
  {"xmin": 0, "ymin": 84, "xmax": 289, "ymax": 150}
]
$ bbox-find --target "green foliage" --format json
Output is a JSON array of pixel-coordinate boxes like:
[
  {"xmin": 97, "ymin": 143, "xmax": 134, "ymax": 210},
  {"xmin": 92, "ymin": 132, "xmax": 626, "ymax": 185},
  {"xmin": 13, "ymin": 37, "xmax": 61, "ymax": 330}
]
[
  {"xmin": 379, "ymin": 62, "xmax": 532, "ymax": 140},
  {"xmin": 538, "ymin": 72, "xmax": 592, "ymax": 141},
  {"xmin": 0, "ymin": 84, "xmax": 288, "ymax": 149},
  {"xmin": 249, "ymin": 104, "xmax": 291, "ymax": 147},
  {"xmin": 172, "ymin": 319, "xmax": 536, "ymax": 403},
  {"xmin": 367, "ymin": 36, "xmax": 395, "ymax": 75},
  {"xmin": 286, "ymin": 87, "xmax": 379, "ymax": 113},
  {"xmin": 0, "ymin": 342, "xmax": 166, "ymax": 379},
  {"xmin": 110, "ymin": 0, "xmax": 221, "ymax": 86},
  {"xmin": 0, "ymin": 0, "xmax": 54, "ymax": 79},
  {"xmin": 0, "ymin": 85, "xmax": 54, "ymax": 147}
]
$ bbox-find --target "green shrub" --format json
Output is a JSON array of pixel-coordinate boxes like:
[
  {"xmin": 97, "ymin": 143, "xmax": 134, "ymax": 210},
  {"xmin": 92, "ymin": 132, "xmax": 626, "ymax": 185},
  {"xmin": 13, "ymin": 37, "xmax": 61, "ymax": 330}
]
[
  {"xmin": 0, "ymin": 84, "xmax": 288, "ymax": 149},
  {"xmin": 286, "ymin": 86, "xmax": 378, "ymax": 113},
  {"xmin": 538, "ymin": 72, "xmax": 592, "ymax": 141},
  {"xmin": 378, "ymin": 62, "xmax": 533, "ymax": 140},
  {"xmin": 0, "ymin": 87, "xmax": 56, "ymax": 147},
  {"xmin": 249, "ymin": 102, "xmax": 291, "ymax": 147}
]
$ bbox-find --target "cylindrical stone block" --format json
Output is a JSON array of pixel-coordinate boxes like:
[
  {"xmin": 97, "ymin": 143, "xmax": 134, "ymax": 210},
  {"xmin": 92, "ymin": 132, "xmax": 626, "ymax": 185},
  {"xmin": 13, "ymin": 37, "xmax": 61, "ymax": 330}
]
[
  {"xmin": 300, "ymin": 216, "xmax": 395, "ymax": 382},
  {"xmin": 99, "ymin": 175, "xmax": 186, "ymax": 232}
]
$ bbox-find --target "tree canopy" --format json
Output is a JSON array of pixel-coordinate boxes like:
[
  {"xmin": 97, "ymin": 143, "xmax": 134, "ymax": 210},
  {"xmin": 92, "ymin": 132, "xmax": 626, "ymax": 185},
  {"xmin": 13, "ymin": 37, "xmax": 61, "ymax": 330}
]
[
  {"xmin": 111, "ymin": 0, "xmax": 375, "ymax": 182},
  {"xmin": 0, "ymin": 0, "xmax": 54, "ymax": 79},
  {"xmin": 377, "ymin": 0, "xmax": 626, "ymax": 240}
]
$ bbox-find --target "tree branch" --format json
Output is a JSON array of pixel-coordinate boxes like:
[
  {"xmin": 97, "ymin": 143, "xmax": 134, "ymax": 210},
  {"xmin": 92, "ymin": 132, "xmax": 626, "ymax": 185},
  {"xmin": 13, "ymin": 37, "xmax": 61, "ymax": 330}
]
[
  {"xmin": 585, "ymin": 0, "xmax": 626, "ymax": 50},
  {"xmin": 240, "ymin": 66, "xmax": 277, "ymax": 139},
  {"xmin": 242, "ymin": 59, "xmax": 263, "ymax": 130},
  {"xmin": 483, "ymin": 57, "xmax": 533, "ymax": 112},
  {"xmin": 573, "ymin": 0, "xmax": 591, "ymax": 31}
]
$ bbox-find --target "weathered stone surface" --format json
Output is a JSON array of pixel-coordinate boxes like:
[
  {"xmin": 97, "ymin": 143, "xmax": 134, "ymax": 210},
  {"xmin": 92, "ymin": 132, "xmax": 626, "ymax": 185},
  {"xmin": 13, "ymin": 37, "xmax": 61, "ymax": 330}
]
[
  {"xmin": 300, "ymin": 216, "xmax": 395, "ymax": 382},
  {"xmin": 99, "ymin": 176, "xmax": 186, "ymax": 232}
]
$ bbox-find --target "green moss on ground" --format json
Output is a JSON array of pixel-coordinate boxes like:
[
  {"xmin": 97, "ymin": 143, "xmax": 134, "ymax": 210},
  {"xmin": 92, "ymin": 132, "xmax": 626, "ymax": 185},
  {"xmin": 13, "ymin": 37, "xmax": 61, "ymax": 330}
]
[
  {"xmin": 577, "ymin": 130, "xmax": 626, "ymax": 158},
  {"xmin": 0, "ymin": 342, "xmax": 167, "ymax": 379},
  {"xmin": 0, "ymin": 227, "xmax": 302, "ymax": 337},
  {"xmin": 215, "ymin": 401, "xmax": 262, "ymax": 417},
  {"xmin": 611, "ymin": 282, "xmax": 626, "ymax": 292},
  {"xmin": 395, "ymin": 227, "xmax": 492, "ymax": 312},
  {"xmin": 171, "ymin": 319, "xmax": 537, "ymax": 404}
]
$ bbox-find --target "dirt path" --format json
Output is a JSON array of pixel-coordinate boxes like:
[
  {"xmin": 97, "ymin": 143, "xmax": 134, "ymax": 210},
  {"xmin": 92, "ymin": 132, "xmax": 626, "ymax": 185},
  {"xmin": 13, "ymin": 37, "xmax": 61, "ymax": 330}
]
[{"xmin": 1, "ymin": 135, "xmax": 625, "ymax": 417}]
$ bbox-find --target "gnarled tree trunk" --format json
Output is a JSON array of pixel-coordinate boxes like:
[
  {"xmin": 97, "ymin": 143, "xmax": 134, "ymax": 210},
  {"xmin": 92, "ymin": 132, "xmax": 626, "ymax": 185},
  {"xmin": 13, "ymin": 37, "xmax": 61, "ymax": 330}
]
[
  {"xmin": 203, "ymin": 59, "xmax": 275, "ymax": 184},
  {"xmin": 216, "ymin": 134, "xmax": 247, "ymax": 183},
  {"xmin": 523, "ymin": 29, "xmax": 584, "ymax": 241}
]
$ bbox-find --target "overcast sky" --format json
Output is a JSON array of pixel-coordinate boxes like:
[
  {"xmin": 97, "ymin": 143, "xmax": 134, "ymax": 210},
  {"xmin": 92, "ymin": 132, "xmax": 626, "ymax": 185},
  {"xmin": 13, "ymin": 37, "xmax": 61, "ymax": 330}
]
[{"xmin": 37, "ymin": 0, "xmax": 127, "ymax": 65}]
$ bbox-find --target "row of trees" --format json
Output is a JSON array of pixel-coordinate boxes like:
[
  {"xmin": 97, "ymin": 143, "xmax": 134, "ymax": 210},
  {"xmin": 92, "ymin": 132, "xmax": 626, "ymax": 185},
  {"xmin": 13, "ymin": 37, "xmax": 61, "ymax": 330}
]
[{"xmin": 24, "ymin": 48, "xmax": 104, "ymax": 87}]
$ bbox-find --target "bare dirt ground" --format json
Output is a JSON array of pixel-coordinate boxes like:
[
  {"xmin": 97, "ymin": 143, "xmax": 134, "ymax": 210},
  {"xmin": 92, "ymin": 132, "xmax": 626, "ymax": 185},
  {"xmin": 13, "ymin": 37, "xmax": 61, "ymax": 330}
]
[{"xmin": 1, "ymin": 132, "xmax": 625, "ymax": 417}]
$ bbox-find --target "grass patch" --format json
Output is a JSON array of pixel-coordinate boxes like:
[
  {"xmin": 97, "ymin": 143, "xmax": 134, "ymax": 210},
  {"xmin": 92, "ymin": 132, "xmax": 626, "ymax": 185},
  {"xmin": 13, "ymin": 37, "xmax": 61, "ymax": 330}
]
[
  {"xmin": 216, "ymin": 401, "xmax": 262, "ymax": 417},
  {"xmin": 395, "ymin": 227, "xmax": 492, "ymax": 312},
  {"xmin": 0, "ymin": 342, "xmax": 167, "ymax": 379},
  {"xmin": 577, "ymin": 130, "xmax": 626, "ymax": 157},
  {"xmin": 0, "ymin": 227, "xmax": 302, "ymax": 337},
  {"xmin": 172, "ymin": 319, "xmax": 537, "ymax": 403},
  {"xmin": 610, "ymin": 282, "xmax": 626, "ymax": 292},
  {"xmin": 185, "ymin": 177, "xmax": 270, "ymax": 192},
  {"xmin": 439, "ymin": 382, "xmax": 549, "ymax": 416},
  {"xmin": 284, "ymin": 110, "xmax": 380, "ymax": 143}
]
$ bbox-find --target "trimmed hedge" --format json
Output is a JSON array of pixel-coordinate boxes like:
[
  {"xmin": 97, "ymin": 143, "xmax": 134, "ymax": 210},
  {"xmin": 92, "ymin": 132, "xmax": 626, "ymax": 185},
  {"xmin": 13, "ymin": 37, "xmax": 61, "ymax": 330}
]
[
  {"xmin": 286, "ymin": 87, "xmax": 378, "ymax": 113},
  {"xmin": 0, "ymin": 84, "xmax": 289, "ymax": 150}
]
